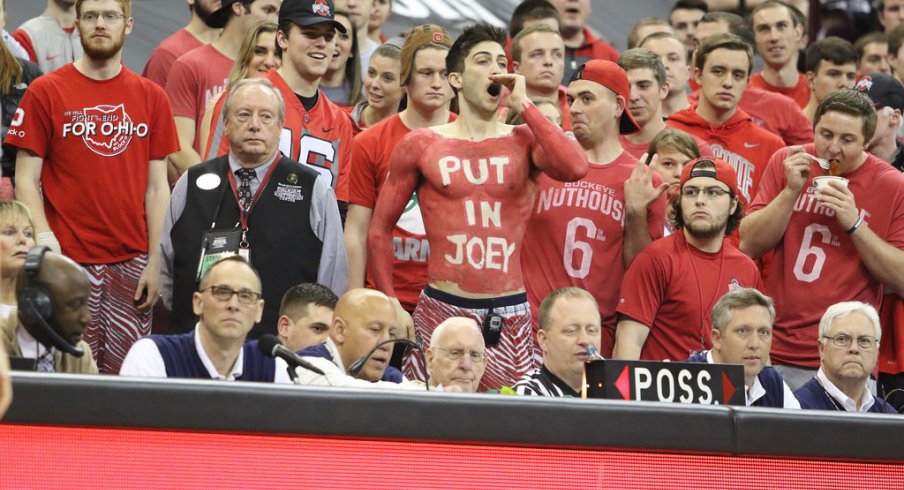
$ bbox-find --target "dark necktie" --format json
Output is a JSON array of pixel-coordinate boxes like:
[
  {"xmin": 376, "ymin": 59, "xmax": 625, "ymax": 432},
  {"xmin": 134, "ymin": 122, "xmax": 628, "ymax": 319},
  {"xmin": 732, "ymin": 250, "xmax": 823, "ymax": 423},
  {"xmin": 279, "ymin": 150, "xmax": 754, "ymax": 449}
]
[{"xmin": 236, "ymin": 168, "xmax": 257, "ymax": 216}]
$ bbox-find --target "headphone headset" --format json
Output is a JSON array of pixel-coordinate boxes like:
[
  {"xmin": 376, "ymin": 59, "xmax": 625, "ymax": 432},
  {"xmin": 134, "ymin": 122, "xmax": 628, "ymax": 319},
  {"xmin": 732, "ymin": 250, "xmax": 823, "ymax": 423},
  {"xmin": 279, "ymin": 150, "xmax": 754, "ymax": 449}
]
[{"xmin": 16, "ymin": 246, "xmax": 85, "ymax": 358}]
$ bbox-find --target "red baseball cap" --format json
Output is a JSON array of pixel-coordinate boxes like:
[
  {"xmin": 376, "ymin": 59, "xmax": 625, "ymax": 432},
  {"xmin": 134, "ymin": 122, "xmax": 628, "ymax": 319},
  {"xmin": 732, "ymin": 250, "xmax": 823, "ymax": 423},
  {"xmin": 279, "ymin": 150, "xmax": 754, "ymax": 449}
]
[
  {"xmin": 569, "ymin": 60, "xmax": 640, "ymax": 134},
  {"xmin": 679, "ymin": 157, "xmax": 739, "ymax": 197}
]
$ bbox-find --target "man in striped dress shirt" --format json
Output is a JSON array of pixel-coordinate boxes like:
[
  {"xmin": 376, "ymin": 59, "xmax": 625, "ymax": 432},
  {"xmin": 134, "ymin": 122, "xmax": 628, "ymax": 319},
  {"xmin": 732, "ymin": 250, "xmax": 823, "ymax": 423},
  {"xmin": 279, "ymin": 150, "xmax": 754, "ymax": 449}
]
[{"xmin": 514, "ymin": 288, "xmax": 601, "ymax": 396}]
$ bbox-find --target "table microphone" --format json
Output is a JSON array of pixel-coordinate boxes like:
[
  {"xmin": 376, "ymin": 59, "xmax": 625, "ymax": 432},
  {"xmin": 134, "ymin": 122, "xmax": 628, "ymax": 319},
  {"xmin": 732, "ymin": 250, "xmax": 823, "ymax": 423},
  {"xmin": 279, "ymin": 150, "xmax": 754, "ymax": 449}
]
[
  {"xmin": 258, "ymin": 334, "xmax": 326, "ymax": 376},
  {"xmin": 347, "ymin": 338, "xmax": 428, "ymax": 391}
]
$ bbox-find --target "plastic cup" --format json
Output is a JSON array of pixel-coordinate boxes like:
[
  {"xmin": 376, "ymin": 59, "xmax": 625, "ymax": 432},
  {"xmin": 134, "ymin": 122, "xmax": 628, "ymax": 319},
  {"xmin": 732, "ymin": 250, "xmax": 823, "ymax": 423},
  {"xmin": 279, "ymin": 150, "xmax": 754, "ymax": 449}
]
[{"xmin": 812, "ymin": 175, "xmax": 849, "ymax": 192}]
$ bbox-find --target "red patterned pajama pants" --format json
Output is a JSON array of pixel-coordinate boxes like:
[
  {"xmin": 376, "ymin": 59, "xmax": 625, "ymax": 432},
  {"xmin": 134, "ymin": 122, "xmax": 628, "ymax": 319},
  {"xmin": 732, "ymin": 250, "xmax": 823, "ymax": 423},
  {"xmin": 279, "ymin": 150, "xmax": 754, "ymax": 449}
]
[{"xmin": 82, "ymin": 254, "xmax": 152, "ymax": 374}]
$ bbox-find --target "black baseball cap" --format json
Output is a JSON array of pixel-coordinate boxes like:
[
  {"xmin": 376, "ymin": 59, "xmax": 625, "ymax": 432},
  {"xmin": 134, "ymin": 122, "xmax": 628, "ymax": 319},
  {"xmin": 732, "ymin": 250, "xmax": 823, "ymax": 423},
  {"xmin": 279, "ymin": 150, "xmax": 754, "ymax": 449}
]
[
  {"xmin": 855, "ymin": 73, "xmax": 904, "ymax": 112},
  {"xmin": 206, "ymin": 0, "xmax": 253, "ymax": 29},
  {"xmin": 280, "ymin": 0, "xmax": 347, "ymax": 33}
]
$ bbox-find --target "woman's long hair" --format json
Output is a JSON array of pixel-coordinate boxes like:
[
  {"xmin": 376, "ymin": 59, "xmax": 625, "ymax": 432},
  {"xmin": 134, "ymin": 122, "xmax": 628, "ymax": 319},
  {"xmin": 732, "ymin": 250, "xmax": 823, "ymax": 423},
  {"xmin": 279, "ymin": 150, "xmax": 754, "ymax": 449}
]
[{"xmin": 0, "ymin": 36, "xmax": 23, "ymax": 95}]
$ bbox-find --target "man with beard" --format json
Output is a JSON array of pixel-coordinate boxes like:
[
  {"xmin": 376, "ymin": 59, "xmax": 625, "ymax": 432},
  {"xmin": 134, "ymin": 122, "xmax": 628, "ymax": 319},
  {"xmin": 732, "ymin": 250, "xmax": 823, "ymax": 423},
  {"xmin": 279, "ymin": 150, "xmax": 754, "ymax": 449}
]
[
  {"xmin": 142, "ymin": 0, "xmax": 223, "ymax": 88},
  {"xmin": 6, "ymin": 0, "xmax": 180, "ymax": 373},
  {"xmin": 12, "ymin": 0, "xmax": 82, "ymax": 73},
  {"xmin": 166, "ymin": 0, "xmax": 279, "ymax": 178},
  {"xmin": 521, "ymin": 59, "xmax": 667, "ymax": 358},
  {"xmin": 612, "ymin": 158, "xmax": 762, "ymax": 361},
  {"xmin": 367, "ymin": 24, "xmax": 587, "ymax": 391}
]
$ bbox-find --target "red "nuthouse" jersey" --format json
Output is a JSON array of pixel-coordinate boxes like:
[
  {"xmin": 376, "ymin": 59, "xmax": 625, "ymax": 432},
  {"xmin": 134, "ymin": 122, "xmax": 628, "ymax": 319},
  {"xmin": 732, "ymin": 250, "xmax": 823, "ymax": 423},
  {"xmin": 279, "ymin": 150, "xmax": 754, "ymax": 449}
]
[{"xmin": 521, "ymin": 151, "xmax": 666, "ymax": 355}]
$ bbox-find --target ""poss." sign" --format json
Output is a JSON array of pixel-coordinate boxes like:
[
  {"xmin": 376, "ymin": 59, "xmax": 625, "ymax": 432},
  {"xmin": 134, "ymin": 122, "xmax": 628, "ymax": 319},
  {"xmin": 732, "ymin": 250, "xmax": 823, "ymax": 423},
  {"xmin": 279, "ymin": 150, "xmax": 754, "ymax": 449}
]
[{"xmin": 583, "ymin": 359, "xmax": 745, "ymax": 405}]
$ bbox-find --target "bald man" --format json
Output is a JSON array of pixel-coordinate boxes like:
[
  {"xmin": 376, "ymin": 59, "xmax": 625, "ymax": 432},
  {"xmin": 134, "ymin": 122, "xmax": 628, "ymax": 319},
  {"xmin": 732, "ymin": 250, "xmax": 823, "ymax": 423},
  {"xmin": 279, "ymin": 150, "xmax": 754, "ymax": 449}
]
[
  {"xmin": 293, "ymin": 288, "xmax": 424, "ymax": 389},
  {"xmin": 1, "ymin": 247, "xmax": 97, "ymax": 374},
  {"xmin": 425, "ymin": 317, "xmax": 487, "ymax": 393}
]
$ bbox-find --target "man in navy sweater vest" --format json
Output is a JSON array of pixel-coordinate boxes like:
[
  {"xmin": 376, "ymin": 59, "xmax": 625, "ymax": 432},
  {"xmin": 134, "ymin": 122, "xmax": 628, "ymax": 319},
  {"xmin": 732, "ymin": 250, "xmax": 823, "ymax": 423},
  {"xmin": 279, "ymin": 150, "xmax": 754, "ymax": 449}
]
[
  {"xmin": 686, "ymin": 288, "xmax": 800, "ymax": 408},
  {"xmin": 120, "ymin": 256, "xmax": 290, "ymax": 382},
  {"xmin": 794, "ymin": 302, "xmax": 897, "ymax": 413}
]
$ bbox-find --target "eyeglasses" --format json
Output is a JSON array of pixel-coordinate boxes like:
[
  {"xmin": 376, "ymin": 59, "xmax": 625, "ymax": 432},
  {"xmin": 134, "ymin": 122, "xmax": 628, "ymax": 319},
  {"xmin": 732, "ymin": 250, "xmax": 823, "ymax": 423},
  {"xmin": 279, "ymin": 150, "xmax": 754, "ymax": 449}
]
[
  {"xmin": 821, "ymin": 334, "xmax": 879, "ymax": 350},
  {"xmin": 203, "ymin": 285, "xmax": 262, "ymax": 305},
  {"xmin": 438, "ymin": 347, "xmax": 486, "ymax": 363},
  {"xmin": 79, "ymin": 11, "xmax": 126, "ymax": 24},
  {"xmin": 681, "ymin": 186, "xmax": 732, "ymax": 199}
]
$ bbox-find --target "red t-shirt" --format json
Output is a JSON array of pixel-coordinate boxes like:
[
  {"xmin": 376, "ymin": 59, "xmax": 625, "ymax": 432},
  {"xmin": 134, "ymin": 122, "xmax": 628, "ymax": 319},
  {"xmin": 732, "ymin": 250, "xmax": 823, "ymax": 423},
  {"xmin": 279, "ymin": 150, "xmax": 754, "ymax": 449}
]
[
  {"xmin": 666, "ymin": 108, "xmax": 785, "ymax": 206},
  {"xmin": 749, "ymin": 72, "xmax": 810, "ymax": 109},
  {"xmin": 687, "ymin": 87, "xmax": 814, "ymax": 146},
  {"xmin": 204, "ymin": 69, "xmax": 357, "ymax": 200},
  {"xmin": 4, "ymin": 64, "xmax": 179, "ymax": 263},
  {"xmin": 616, "ymin": 232, "xmax": 763, "ymax": 361},
  {"xmin": 749, "ymin": 144, "xmax": 904, "ymax": 368},
  {"xmin": 142, "ymin": 28, "xmax": 204, "ymax": 88},
  {"xmin": 165, "ymin": 44, "xmax": 233, "ymax": 152},
  {"xmin": 521, "ymin": 152, "xmax": 666, "ymax": 355},
  {"xmin": 348, "ymin": 113, "xmax": 454, "ymax": 310}
]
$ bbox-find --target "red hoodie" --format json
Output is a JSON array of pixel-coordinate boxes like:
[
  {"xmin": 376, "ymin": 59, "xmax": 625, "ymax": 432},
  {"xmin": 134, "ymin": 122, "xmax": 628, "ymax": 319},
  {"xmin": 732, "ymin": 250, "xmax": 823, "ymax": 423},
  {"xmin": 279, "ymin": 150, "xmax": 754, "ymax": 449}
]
[
  {"xmin": 687, "ymin": 87, "xmax": 813, "ymax": 146},
  {"xmin": 666, "ymin": 107, "xmax": 784, "ymax": 205}
]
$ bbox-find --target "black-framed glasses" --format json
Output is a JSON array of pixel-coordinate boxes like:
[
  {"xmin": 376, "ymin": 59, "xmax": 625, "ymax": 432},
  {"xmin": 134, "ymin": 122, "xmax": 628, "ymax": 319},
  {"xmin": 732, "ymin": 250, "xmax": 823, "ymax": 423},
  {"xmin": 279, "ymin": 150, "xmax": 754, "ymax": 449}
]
[
  {"xmin": 681, "ymin": 186, "xmax": 732, "ymax": 199},
  {"xmin": 822, "ymin": 334, "xmax": 879, "ymax": 350},
  {"xmin": 203, "ymin": 285, "xmax": 261, "ymax": 305},
  {"xmin": 438, "ymin": 347, "xmax": 487, "ymax": 363}
]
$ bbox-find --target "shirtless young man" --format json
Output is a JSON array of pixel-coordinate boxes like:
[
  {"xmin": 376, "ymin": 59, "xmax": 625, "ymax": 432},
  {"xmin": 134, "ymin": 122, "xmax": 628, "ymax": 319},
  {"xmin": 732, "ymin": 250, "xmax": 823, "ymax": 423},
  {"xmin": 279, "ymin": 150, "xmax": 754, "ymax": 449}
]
[{"xmin": 367, "ymin": 24, "xmax": 587, "ymax": 391}]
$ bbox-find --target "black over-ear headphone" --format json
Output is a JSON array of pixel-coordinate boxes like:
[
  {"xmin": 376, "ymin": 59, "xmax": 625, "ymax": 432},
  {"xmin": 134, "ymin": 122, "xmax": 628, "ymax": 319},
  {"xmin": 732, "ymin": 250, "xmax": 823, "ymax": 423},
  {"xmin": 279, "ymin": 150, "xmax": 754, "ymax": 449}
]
[{"xmin": 16, "ymin": 246, "xmax": 84, "ymax": 358}]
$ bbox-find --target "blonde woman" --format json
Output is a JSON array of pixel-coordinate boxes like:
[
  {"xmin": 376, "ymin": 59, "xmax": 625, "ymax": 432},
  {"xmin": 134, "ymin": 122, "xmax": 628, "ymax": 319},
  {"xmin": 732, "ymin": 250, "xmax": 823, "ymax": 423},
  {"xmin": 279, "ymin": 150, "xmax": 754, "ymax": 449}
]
[{"xmin": 0, "ymin": 201, "xmax": 35, "ymax": 319}]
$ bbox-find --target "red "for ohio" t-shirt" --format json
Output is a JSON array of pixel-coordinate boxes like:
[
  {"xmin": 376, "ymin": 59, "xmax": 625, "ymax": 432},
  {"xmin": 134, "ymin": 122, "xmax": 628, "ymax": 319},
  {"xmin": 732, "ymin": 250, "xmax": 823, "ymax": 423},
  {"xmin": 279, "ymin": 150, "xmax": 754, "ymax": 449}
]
[{"xmin": 5, "ymin": 64, "xmax": 179, "ymax": 264}]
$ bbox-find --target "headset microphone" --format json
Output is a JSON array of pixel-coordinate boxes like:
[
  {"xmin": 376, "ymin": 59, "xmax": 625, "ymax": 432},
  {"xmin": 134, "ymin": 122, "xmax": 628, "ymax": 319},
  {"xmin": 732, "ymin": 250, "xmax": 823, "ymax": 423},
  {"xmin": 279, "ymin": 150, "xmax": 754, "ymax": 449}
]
[{"xmin": 16, "ymin": 246, "xmax": 85, "ymax": 358}]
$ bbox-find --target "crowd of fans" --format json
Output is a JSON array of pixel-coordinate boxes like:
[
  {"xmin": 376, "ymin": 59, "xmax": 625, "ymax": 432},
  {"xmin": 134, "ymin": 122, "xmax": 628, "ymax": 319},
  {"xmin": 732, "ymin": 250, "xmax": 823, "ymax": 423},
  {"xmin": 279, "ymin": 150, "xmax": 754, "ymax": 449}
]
[{"xmin": 2, "ymin": 0, "xmax": 904, "ymax": 418}]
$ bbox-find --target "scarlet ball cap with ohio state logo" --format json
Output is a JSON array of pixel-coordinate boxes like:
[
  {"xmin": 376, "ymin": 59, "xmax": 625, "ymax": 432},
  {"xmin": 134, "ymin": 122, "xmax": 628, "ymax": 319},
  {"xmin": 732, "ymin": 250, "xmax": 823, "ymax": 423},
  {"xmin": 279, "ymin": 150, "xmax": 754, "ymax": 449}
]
[{"xmin": 279, "ymin": 0, "xmax": 348, "ymax": 33}]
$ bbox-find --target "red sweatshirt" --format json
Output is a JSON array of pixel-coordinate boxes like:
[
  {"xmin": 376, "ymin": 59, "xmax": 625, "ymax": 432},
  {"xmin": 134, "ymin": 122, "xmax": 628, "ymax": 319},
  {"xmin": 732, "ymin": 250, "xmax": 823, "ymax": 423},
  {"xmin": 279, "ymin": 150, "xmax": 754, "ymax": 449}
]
[
  {"xmin": 687, "ymin": 87, "xmax": 813, "ymax": 146},
  {"xmin": 666, "ymin": 108, "xmax": 784, "ymax": 206}
]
